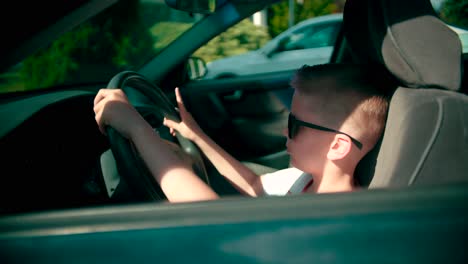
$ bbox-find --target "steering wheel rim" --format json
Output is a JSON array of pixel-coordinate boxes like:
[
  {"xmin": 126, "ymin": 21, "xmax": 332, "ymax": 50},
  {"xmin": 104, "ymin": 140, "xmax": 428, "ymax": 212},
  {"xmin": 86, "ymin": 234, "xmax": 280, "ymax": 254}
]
[{"xmin": 106, "ymin": 71, "xmax": 209, "ymax": 201}]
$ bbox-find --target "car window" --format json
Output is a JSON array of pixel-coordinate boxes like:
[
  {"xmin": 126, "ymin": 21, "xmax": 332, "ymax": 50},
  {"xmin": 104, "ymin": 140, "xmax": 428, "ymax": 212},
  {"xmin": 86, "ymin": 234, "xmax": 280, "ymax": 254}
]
[
  {"xmin": 432, "ymin": 0, "xmax": 467, "ymax": 29},
  {"xmin": 431, "ymin": 0, "xmax": 468, "ymax": 53},
  {"xmin": 282, "ymin": 22, "xmax": 340, "ymax": 51},
  {"xmin": 0, "ymin": 0, "xmax": 203, "ymax": 94},
  {"xmin": 193, "ymin": 0, "xmax": 345, "ymax": 80},
  {"xmin": 460, "ymin": 33, "xmax": 468, "ymax": 53}
]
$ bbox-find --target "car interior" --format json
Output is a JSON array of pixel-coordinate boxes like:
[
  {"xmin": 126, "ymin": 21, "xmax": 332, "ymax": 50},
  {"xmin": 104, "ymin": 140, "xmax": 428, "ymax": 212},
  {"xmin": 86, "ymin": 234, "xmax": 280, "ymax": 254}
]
[
  {"xmin": 0, "ymin": 0, "xmax": 467, "ymax": 217},
  {"xmin": 344, "ymin": 0, "xmax": 468, "ymax": 188},
  {"xmin": 184, "ymin": 0, "xmax": 468, "ymax": 192},
  {"xmin": 0, "ymin": 1, "xmax": 468, "ymax": 262}
]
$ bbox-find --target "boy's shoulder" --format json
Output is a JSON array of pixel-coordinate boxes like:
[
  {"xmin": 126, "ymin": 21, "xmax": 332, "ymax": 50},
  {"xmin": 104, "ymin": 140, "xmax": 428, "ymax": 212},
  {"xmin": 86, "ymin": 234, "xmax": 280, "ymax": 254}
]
[{"xmin": 261, "ymin": 167, "xmax": 309, "ymax": 196}]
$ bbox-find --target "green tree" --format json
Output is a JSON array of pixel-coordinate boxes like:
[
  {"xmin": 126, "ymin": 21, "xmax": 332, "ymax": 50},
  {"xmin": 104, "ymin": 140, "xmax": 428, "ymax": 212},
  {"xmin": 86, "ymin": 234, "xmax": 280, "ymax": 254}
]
[
  {"xmin": 21, "ymin": 25, "xmax": 95, "ymax": 89},
  {"xmin": 20, "ymin": 0, "xmax": 154, "ymax": 90},
  {"xmin": 440, "ymin": 0, "xmax": 468, "ymax": 28},
  {"xmin": 267, "ymin": 0, "xmax": 344, "ymax": 38},
  {"xmin": 296, "ymin": 0, "xmax": 341, "ymax": 22},
  {"xmin": 151, "ymin": 22, "xmax": 192, "ymax": 53},
  {"xmin": 267, "ymin": 1, "xmax": 290, "ymax": 38},
  {"xmin": 194, "ymin": 19, "xmax": 271, "ymax": 63}
]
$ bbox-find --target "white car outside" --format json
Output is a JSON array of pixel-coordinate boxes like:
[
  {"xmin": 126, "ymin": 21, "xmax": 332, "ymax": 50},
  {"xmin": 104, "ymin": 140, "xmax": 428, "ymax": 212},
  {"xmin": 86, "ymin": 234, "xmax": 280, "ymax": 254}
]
[
  {"xmin": 204, "ymin": 13, "xmax": 343, "ymax": 79},
  {"xmin": 448, "ymin": 25, "xmax": 468, "ymax": 53},
  {"xmin": 202, "ymin": 14, "xmax": 467, "ymax": 80}
]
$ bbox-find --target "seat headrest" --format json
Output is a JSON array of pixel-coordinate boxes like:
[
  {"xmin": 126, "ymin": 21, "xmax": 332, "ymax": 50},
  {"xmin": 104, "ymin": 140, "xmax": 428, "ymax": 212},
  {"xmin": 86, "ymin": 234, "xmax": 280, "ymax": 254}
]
[{"xmin": 343, "ymin": 0, "xmax": 463, "ymax": 91}]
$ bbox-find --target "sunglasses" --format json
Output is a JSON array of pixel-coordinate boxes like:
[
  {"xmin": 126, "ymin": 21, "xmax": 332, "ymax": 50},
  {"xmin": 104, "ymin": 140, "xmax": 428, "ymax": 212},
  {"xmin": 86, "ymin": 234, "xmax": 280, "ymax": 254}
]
[{"xmin": 288, "ymin": 113, "xmax": 363, "ymax": 149}]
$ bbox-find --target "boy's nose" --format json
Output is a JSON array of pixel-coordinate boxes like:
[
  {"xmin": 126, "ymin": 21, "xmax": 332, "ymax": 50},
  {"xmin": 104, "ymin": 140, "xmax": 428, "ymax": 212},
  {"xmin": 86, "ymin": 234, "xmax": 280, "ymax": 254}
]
[{"xmin": 282, "ymin": 128, "xmax": 288, "ymax": 138}]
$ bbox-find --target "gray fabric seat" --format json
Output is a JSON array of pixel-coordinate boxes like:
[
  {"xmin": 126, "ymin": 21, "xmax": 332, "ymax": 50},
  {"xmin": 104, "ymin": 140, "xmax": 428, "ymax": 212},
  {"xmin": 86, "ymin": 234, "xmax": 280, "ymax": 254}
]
[{"xmin": 344, "ymin": 0, "xmax": 468, "ymax": 188}]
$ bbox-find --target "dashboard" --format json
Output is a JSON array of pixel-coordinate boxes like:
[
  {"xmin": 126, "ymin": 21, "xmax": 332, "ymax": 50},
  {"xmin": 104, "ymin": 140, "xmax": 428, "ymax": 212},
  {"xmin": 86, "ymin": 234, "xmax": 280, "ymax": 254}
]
[{"xmin": 0, "ymin": 91, "xmax": 111, "ymax": 215}]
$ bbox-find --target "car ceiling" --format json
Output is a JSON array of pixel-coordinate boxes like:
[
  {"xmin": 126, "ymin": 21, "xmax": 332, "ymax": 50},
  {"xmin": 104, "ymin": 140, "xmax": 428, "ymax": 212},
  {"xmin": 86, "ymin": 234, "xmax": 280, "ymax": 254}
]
[{"xmin": 0, "ymin": 0, "xmax": 117, "ymax": 72}]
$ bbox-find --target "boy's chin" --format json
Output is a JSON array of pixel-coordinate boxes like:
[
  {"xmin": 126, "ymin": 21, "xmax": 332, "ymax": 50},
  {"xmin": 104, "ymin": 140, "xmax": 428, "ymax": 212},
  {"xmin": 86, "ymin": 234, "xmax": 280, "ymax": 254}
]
[
  {"xmin": 289, "ymin": 157, "xmax": 311, "ymax": 173},
  {"xmin": 289, "ymin": 158, "xmax": 301, "ymax": 170},
  {"xmin": 289, "ymin": 158, "xmax": 296, "ymax": 167}
]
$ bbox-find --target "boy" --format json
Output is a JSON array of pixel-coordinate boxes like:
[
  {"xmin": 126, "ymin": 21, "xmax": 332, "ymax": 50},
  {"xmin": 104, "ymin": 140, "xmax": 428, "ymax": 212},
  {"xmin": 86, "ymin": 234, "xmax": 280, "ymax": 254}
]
[{"xmin": 93, "ymin": 63, "xmax": 391, "ymax": 202}]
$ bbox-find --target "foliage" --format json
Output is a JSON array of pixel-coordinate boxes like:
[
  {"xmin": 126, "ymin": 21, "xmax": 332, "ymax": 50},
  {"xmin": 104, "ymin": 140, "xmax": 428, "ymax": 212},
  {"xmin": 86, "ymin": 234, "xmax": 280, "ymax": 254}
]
[
  {"xmin": 21, "ymin": 25, "xmax": 94, "ymax": 89},
  {"xmin": 267, "ymin": 2, "xmax": 290, "ymax": 38},
  {"xmin": 440, "ymin": 0, "xmax": 468, "ymax": 28},
  {"xmin": 150, "ymin": 22, "xmax": 192, "ymax": 53},
  {"xmin": 267, "ymin": 0, "xmax": 344, "ymax": 38},
  {"xmin": 296, "ymin": 0, "xmax": 341, "ymax": 22},
  {"xmin": 20, "ymin": 0, "xmax": 154, "ymax": 90},
  {"xmin": 193, "ymin": 19, "xmax": 271, "ymax": 63}
]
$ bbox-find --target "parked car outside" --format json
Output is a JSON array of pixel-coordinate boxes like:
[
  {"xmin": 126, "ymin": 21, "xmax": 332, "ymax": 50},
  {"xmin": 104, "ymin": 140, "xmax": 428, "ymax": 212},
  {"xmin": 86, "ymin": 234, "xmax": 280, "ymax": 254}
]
[
  {"xmin": 203, "ymin": 13, "xmax": 468, "ymax": 81},
  {"xmin": 203, "ymin": 13, "xmax": 343, "ymax": 79}
]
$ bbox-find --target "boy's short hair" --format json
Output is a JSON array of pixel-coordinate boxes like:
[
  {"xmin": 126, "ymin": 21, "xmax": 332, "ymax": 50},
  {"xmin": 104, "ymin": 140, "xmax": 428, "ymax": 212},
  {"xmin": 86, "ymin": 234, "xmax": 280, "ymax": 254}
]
[{"xmin": 290, "ymin": 63, "xmax": 395, "ymax": 152}]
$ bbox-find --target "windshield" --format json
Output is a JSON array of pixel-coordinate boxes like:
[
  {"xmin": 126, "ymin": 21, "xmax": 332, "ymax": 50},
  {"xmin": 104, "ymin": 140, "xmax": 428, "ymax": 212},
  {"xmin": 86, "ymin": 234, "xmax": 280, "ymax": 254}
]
[{"xmin": 0, "ymin": 0, "xmax": 203, "ymax": 94}]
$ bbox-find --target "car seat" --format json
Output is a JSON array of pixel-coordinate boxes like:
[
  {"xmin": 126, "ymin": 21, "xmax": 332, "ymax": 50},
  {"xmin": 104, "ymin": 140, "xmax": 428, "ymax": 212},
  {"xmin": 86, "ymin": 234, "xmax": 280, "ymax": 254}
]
[{"xmin": 343, "ymin": 0, "xmax": 468, "ymax": 188}]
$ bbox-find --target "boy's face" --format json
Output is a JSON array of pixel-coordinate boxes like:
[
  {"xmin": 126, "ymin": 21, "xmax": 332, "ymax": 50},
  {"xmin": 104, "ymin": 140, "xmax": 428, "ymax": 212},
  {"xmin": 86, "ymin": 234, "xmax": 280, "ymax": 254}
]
[{"xmin": 286, "ymin": 91, "xmax": 334, "ymax": 176}]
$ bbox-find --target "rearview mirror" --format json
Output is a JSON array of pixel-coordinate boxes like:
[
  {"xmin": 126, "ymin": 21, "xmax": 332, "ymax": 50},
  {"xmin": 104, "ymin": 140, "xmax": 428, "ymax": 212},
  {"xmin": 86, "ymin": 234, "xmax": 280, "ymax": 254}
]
[{"xmin": 165, "ymin": 0, "xmax": 217, "ymax": 14}]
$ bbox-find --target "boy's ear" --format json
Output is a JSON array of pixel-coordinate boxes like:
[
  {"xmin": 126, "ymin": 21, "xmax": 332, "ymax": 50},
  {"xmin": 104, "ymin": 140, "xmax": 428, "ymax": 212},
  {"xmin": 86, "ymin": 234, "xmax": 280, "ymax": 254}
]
[{"xmin": 327, "ymin": 134, "xmax": 352, "ymax": 160}]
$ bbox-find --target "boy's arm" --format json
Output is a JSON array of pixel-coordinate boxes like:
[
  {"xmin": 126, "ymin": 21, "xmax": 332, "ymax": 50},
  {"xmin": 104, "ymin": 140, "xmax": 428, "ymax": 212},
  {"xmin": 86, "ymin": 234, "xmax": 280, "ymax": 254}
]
[
  {"xmin": 94, "ymin": 88, "xmax": 218, "ymax": 203},
  {"xmin": 130, "ymin": 121, "xmax": 219, "ymax": 203},
  {"xmin": 191, "ymin": 129, "xmax": 265, "ymax": 197},
  {"xmin": 164, "ymin": 88, "xmax": 265, "ymax": 197}
]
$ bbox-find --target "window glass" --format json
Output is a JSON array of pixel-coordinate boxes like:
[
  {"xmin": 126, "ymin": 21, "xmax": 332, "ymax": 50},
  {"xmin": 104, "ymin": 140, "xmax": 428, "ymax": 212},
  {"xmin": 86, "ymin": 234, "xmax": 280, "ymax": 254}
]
[
  {"xmin": 432, "ymin": 0, "xmax": 468, "ymax": 53},
  {"xmin": 194, "ymin": 0, "xmax": 345, "ymax": 80},
  {"xmin": 432, "ymin": 0, "xmax": 468, "ymax": 30},
  {"xmin": 0, "ymin": 0, "xmax": 202, "ymax": 94},
  {"xmin": 283, "ymin": 23, "xmax": 339, "ymax": 50},
  {"xmin": 459, "ymin": 32, "xmax": 468, "ymax": 53}
]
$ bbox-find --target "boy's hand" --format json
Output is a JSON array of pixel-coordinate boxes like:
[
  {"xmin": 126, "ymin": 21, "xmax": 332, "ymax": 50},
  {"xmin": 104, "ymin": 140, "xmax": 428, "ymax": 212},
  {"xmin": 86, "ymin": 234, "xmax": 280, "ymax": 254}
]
[
  {"xmin": 93, "ymin": 88, "xmax": 147, "ymax": 139},
  {"xmin": 163, "ymin": 87, "xmax": 204, "ymax": 142}
]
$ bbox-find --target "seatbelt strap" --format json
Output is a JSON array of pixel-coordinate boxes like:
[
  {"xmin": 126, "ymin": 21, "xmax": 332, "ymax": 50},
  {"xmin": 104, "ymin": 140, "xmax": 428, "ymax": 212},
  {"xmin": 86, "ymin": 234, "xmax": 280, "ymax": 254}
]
[{"xmin": 287, "ymin": 173, "xmax": 313, "ymax": 194}]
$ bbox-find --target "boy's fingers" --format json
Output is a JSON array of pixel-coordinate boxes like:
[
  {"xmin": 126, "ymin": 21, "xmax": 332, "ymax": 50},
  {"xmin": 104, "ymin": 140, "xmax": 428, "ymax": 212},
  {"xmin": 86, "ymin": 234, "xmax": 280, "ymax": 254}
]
[
  {"xmin": 163, "ymin": 117, "xmax": 178, "ymax": 129},
  {"xmin": 175, "ymin": 87, "xmax": 187, "ymax": 111},
  {"xmin": 93, "ymin": 97, "xmax": 106, "ymax": 115},
  {"xmin": 94, "ymin": 88, "xmax": 111, "ymax": 106},
  {"xmin": 94, "ymin": 110, "xmax": 107, "ymax": 136}
]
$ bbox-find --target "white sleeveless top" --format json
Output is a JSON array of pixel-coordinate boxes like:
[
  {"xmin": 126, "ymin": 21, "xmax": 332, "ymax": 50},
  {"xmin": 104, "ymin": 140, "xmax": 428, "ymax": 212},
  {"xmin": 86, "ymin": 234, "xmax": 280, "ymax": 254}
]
[{"xmin": 260, "ymin": 167, "xmax": 314, "ymax": 196}]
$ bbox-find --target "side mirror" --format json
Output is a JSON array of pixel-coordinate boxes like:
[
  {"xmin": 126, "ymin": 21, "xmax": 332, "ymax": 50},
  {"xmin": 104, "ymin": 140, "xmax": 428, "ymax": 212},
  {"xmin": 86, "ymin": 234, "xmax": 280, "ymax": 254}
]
[
  {"xmin": 165, "ymin": 0, "xmax": 218, "ymax": 14},
  {"xmin": 264, "ymin": 38, "xmax": 287, "ymax": 58},
  {"xmin": 187, "ymin": 57, "xmax": 208, "ymax": 80},
  {"xmin": 277, "ymin": 38, "xmax": 290, "ymax": 52}
]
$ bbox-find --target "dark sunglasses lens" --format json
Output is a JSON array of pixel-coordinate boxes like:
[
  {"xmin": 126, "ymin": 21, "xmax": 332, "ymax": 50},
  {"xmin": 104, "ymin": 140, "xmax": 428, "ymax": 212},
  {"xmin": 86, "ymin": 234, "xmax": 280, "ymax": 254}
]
[{"xmin": 288, "ymin": 114, "xmax": 296, "ymax": 139}]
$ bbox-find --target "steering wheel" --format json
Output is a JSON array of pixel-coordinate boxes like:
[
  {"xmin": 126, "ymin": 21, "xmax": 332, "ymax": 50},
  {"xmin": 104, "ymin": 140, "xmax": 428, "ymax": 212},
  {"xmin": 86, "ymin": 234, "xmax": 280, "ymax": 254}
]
[{"xmin": 106, "ymin": 71, "xmax": 209, "ymax": 201}]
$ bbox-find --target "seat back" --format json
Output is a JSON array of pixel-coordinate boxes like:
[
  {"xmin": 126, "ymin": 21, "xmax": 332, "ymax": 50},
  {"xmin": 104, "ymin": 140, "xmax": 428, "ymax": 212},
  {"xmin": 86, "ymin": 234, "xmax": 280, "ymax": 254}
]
[{"xmin": 344, "ymin": 0, "xmax": 468, "ymax": 188}]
